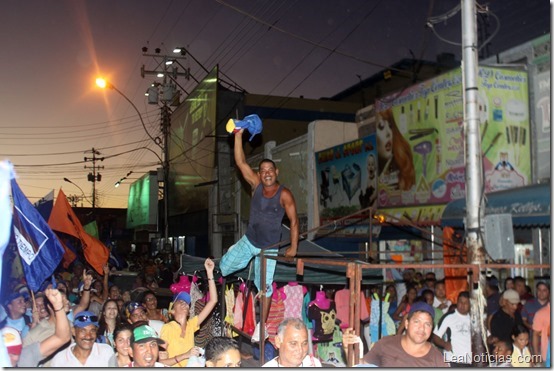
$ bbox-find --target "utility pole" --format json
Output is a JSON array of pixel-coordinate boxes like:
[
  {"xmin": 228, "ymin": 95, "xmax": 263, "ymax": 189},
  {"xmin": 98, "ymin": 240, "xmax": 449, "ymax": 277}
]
[
  {"xmin": 161, "ymin": 104, "xmax": 171, "ymax": 244},
  {"xmin": 84, "ymin": 147, "xmax": 104, "ymax": 209},
  {"xmin": 461, "ymin": 0, "xmax": 487, "ymax": 365},
  {"xmin": 140, "ymin": 47, "xmax": 190, "ymax": 245}
]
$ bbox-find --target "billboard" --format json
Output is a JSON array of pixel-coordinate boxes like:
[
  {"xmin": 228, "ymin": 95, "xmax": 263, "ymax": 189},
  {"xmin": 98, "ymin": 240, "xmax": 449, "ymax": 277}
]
[
  {"xmin": 374, "ymin": 66, "xmax": 530, "ymax": 209},
  {"xmin": 315, "ymin": 135, "xmax": 377, "ymax": 229},
  {"xmin": 126, "ymin": 172, "xmax": 158, "ymax": 229},
  {"xmin": 168, "ymin": 66, "xmax": 218, "ymax": 216}
]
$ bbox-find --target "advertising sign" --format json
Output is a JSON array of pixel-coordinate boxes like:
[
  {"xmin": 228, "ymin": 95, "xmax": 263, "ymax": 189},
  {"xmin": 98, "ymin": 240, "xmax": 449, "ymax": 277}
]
[
  {"xmin": 315, "ymin": 135, "xmax": 377, "ymax": 229},
  {"xmin": 126, "ymin": 172, "xmax": 158, "ymax": 229},
  {"xmin": 533, "ymin": 70, "xmax": 550, "ymax": 180},
  {"xmin": 375, "ymin": 66, "xmax": 530, "ymax": 208},
  {"xmin": 168, "ymin": 67, "xmax": 218, "ymax": 216}
]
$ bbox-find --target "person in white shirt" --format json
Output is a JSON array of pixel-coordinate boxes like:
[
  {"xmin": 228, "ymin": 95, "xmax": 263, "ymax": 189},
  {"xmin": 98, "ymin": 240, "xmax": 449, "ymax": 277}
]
[
  {"xmin": 433, "ymin": 280, "xmax": 452, "ymax": 312},
  {"xmin": 263, "ymin": 317, "xmax": 322, "ymax": 367},
  {"xmin": 50, "ymin": 310, "xmax": 114, "ymax": 367},
  {"xmin": 432, "ymin": 291, "xmax": 471, "ymax": 366}
]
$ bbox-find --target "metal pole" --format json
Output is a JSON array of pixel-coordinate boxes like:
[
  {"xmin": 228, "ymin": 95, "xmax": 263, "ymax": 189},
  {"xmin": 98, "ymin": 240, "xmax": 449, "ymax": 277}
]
[
  {"xmin": 259, "ymin": 250, "xmax": 266, "ymax": 366},
  {"xmin": 92, "ymin": 148, "xmax": 97, "ymax": 209},
  {"xmin": 162, "ymin": 104, "xmax": 170, "ymax": 242},
  {"xmin": 462, "ymin": 0, "xmax": 487, "ymax": 365}
]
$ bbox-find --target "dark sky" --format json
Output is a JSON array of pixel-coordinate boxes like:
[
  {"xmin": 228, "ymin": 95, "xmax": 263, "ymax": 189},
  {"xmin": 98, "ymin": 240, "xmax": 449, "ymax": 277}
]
[{"xmin": 0, "ymin": 0, "xmax": 549, "ymax": 208}]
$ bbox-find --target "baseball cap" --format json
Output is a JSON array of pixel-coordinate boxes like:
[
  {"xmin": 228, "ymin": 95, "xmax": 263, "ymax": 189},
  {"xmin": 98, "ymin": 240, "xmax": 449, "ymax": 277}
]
[
  {"xmin": 1, "ymin": 327, "xmax": 22, "ymax": 355},
  {"xmin": 408, "ymin": 301, "xmax": 435, "ymax": 321},
  {"xmin": 73, "ymin": 311, "xmax": 99, "ymax": 328},
  {"xmin": 131, "ymin": 323, "xmax": 164, "ymax": 345},
  {"xmin": 3, "ymin": 291, "xmax": 28, "ymax": 307},
  {"xmin": 502, "ymin": 289, "xmax": 520, "ymax": 304},
  {"xmin": 173, "ymin": 291, "xmax": 191, "ymax": 305},
  {"xmin": 125, "ymin": 301, "xmax": 146, "ymax": 318},
  {"xmin": 486, "ymin": 276, "xmax": 499, "ymax": 288}
]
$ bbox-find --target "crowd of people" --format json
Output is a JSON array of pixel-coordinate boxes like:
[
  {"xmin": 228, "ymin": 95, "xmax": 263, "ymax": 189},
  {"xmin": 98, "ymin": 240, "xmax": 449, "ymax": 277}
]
[
  {"xmin": 0, "ymin": 256, "xmax": 226, "ymax": 368},
  {"xmin": 0, "ymin": 253, "xmax": 550, "ymax": 368},
  {"xmin": 0, "ymin": 127, "xmax": 550, "ymax": 367},
  {"xmin": 341, "ymin": 270, "xmax": 550, "ymax": 367}
]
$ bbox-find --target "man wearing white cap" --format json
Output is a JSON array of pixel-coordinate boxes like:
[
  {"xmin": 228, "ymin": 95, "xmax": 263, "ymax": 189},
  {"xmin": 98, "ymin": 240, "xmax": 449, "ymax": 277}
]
[
  {"xmin": 2, "ymin": 327, "xmax": 23, "ymax": 367},
  {"xmin": 490, "ymin": 288, "xmax": 524, "ymax": 343}
]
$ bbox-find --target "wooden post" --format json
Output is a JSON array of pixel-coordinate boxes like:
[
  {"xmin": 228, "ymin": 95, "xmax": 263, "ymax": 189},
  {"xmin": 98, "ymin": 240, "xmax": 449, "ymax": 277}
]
[{"xmin": 259, "ymin": 250, "xmax": 266, "ymax": 366}]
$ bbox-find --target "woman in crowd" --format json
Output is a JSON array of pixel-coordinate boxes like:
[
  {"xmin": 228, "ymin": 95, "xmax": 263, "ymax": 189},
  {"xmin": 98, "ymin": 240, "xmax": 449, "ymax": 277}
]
[
  {"xmin": 385, "ymin": 284, "xmax": 398, "ymax": 317},
  {"xmin": 511, "ymin": 324, "xmax": 533, "ymax": 367},
  {"xmin": 142, "ymin": 290, "xmax": 168, "ymax": 323},
  {"xmin": 97, "ymin": 299, "xmax": 121, "ymax": 346},
  {"xmin": 392, "ymin": 284, "xmax": 417, "ymax": 326},
  {"xmin": 108, "ymin": 283, "xmax": 122, "ymax": 301},
  {"xmin": 160, "ymin": 258, "xmax": 218, "ymax": 367},
  {"xmin": 87, "ymin": 264, "xmax": 110, "ymax": 316},
  {"xmin": 108, "ymin": 323, "xmax": 133, "ymax": 367}
]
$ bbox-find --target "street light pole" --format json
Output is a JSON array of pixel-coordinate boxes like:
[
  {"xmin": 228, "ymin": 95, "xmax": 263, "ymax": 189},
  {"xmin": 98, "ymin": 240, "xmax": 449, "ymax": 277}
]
[
  {"xmin": 96, "ymin": 79, "xmax": 163, "ymax": 150},
  {"xmin": 63, "ymin": 177, "xmax": 93, "ymax": 206},
  {"xmin": 96, "ymin": 78, "xmax": 169, "ymax": 242}
]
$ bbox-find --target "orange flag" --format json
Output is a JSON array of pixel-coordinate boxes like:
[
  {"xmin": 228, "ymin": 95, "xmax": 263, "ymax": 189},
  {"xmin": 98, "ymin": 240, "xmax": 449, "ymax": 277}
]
[
  {"xmin": 48, "ymin": 189, "xmax": 109, "ymax": 274},
  {"xmin": 443, "ymin": 227, "xmax": 468, "ymax": 304}
]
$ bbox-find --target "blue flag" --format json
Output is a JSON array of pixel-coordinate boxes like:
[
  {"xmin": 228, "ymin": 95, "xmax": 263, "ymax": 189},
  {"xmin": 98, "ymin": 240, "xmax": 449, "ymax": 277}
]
[
  {"xmin": 11, "ymin": 179, "xmax": 64, "ymax": 292},
  {"xmin": 0, "ymin": 163, "xmax": 12, "ymax": 371}
]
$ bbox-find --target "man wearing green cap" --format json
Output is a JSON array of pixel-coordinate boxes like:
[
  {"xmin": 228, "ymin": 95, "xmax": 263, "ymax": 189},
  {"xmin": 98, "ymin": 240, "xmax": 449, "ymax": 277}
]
[{"xmin": 128, "ymin": 321, "xmax": 166, "ymax": 367}]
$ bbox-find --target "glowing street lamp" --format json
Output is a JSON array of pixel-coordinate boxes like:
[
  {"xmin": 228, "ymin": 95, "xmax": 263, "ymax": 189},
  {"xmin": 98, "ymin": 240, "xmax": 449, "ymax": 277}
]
[
  {"xmin": 95, "ymin": 78, "xmax": 162, "ymax": 148},
  {"xmin": 95, "ymin": 77, "xmax": 169, "ymax": 241}
]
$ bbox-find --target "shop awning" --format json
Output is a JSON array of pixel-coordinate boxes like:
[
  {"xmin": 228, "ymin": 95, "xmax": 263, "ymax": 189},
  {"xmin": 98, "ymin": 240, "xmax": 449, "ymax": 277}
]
[{"xmin": 441, "ymin": 182, "xmax": 551, "ymax": 228}]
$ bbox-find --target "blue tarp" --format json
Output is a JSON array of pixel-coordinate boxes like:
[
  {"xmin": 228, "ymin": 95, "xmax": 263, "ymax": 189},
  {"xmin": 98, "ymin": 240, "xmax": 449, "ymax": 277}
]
[{"xmin": 441, "ymin": 182, "xmax": 551, "ymax": 228}]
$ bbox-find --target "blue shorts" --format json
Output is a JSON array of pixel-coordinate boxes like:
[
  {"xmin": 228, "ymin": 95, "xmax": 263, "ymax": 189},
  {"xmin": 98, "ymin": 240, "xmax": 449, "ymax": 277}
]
[{"xmin": 219, "ymin": 235, "xmax": 278, "ymax": 297}]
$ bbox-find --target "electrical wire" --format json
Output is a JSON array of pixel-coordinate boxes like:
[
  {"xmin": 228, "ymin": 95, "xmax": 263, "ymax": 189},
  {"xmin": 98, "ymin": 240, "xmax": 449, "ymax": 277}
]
[{"xmin": 215, "ymin": 0, "xmax": 414, "ymax": 75}]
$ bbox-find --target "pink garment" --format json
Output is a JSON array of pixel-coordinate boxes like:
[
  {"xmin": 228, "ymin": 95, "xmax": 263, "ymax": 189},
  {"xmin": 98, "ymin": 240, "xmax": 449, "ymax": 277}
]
[
  {"xmin": 334, "ymin": 289, "xmax": 370, "ymax": 329},
  {"xmin": 233, "ymin": 291, "xmax": 244, "ymax": 330},
  {"xmin": 283, "ymin": 284, "xmax": 305, "ymax": 319},
  {"xmin": 267, "ymin": 289, "xmax": 285, "ymax": 348}
]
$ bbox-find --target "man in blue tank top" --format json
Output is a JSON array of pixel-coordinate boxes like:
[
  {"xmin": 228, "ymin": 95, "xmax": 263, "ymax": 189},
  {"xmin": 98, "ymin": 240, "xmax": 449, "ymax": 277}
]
[{"xmin": 219, "ymin": 127, "xmax": 299, "ymax": 326}]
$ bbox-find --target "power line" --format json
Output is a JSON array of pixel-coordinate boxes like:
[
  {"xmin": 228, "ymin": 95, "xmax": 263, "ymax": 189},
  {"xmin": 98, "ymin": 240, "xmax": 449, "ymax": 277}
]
[{"xmin": 215, "ymin": 0, "xmax": 411, "ymax": 74}]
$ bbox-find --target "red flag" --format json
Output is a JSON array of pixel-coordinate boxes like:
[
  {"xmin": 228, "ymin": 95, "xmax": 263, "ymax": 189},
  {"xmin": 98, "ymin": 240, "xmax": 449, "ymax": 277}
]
[{"xmin": 48, "ymin": 189, "xmax": 108, "ymax": 274}]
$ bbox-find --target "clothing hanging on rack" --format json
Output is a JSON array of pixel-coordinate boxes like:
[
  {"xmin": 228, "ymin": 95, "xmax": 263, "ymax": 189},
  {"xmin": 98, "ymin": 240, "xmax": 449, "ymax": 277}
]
[
  {"xmin": 266, "ymin": 286, "xmax": 285, "ymax": 348},
  {"xmin": 283, "ymin": 282, "xmax": 305, "ymax": 319},
  {"xmin": 334, "ymin": 288, "xmax": 370, "ymax": 329},
  {"xmin": 211, "ymin": 300, "xmax": 224, "ymax": 337},
  {"xmin": 243, "ymin": 291, "xmax": 256, "ymax": 336},
  {"xmin": 308, "ymin": 291, "xmax": 336, "ymax": 342},
  {"xmin": 233, "ymin": 289, "xmax": 245, "ymax": 331},
  {"xmin": 316, "ymin": 325, "xmax": 346, "ymax": 367},
  {"xmin": 194, "ymin": 299, "xmax": 213, "ymax": 348},
  {"xmin": 189, "ymin": 280, "xmax": 203, "ymax": 315},
  {"xmin": 224, "ymin": 285, "xmax": 236, "ymax": 337},
  {"xmin": 369, "ymin": 293, "xmax": 395, "ymax": 346}
]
